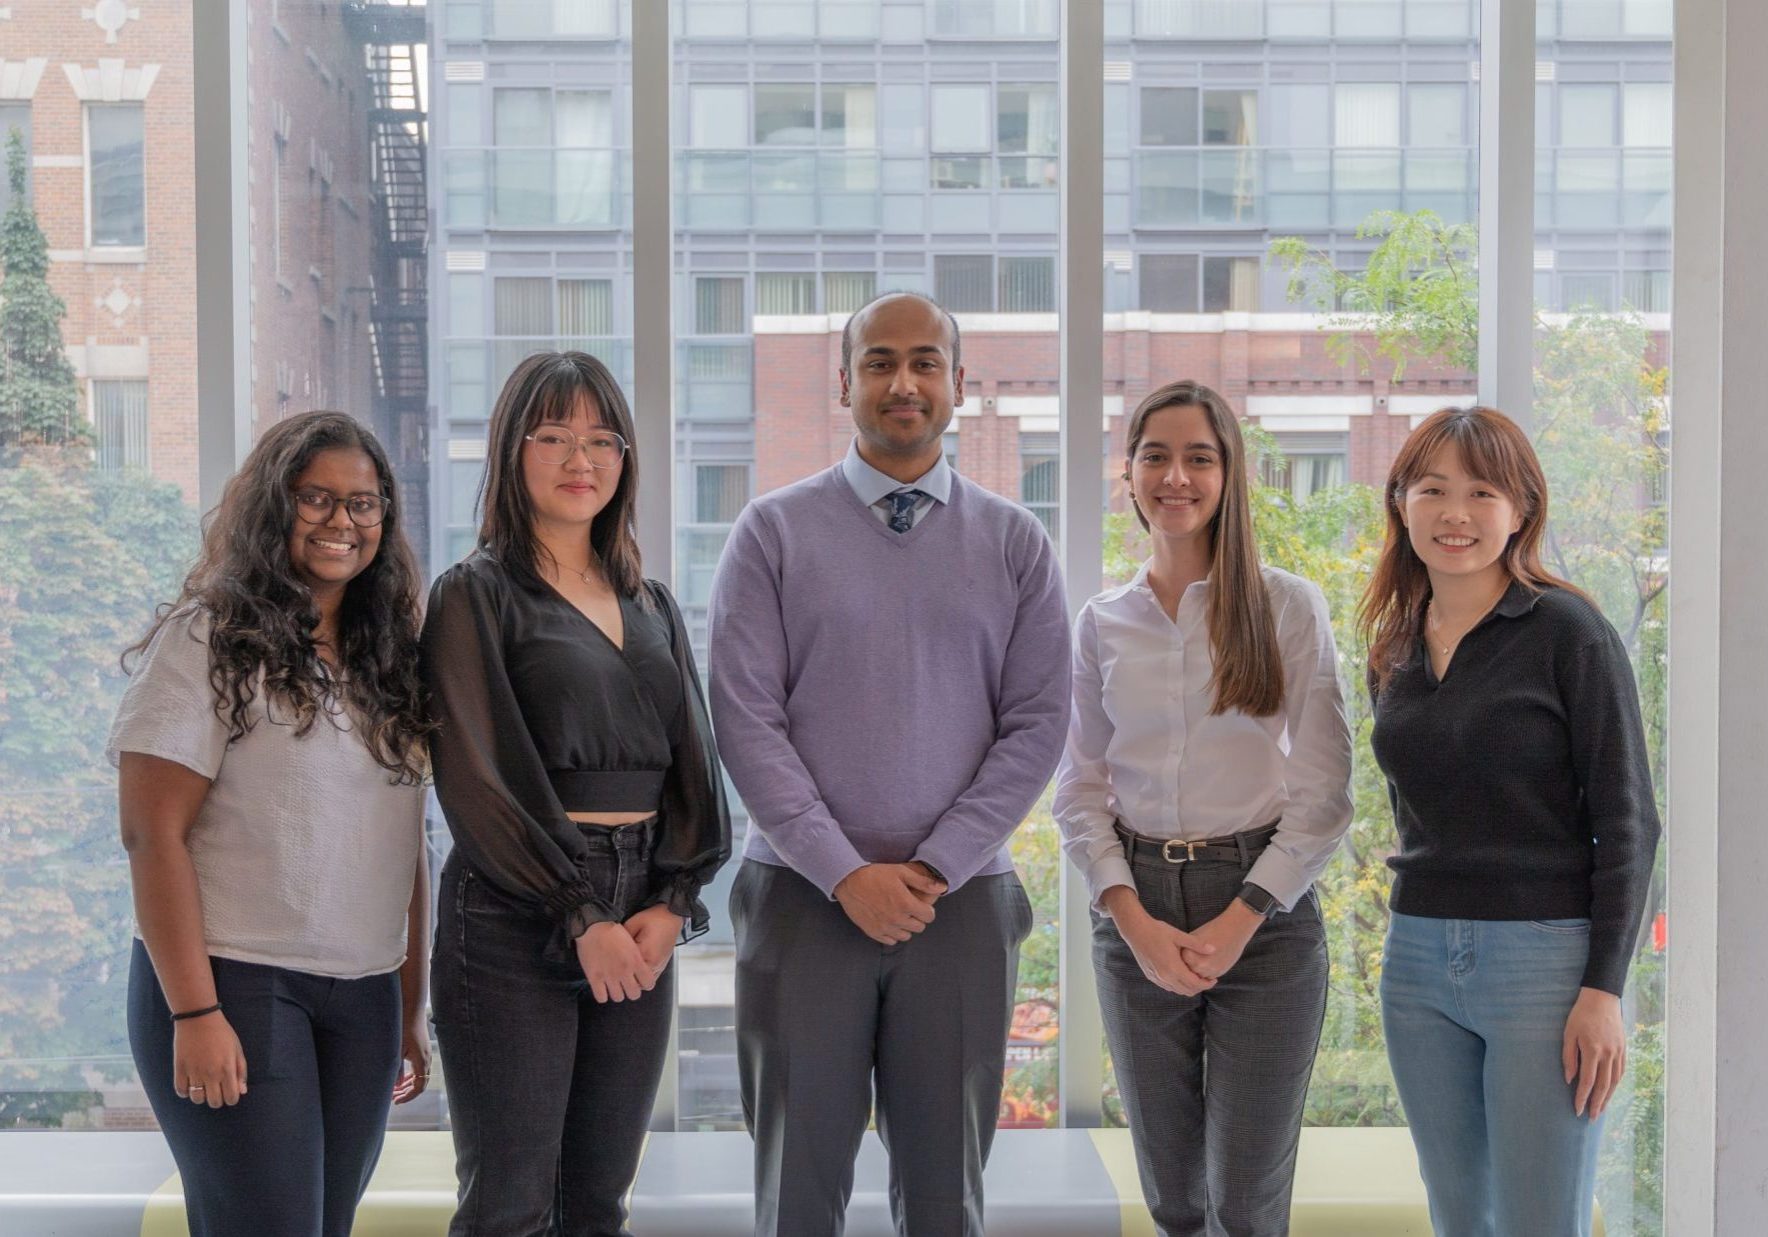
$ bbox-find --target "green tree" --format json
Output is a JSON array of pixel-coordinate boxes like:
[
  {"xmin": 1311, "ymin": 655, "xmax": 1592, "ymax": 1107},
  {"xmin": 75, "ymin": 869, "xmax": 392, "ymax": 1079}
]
[
  {"xmin": 0, "ymin": 128, "xmax": 86, "ymax": 454},
  {"xmin": 0, "ymin": 457, "xmax": 196, "ymax": 1127},
  {"xmin": 0, "ymin": 139, "xmax": 196, "ymax": 1125}
]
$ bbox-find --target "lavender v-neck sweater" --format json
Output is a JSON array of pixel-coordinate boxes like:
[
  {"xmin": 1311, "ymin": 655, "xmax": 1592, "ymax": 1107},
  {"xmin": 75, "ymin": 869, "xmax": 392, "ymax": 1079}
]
[{"xmin": 707, "ymin": 464, "xmax": 1071, "ymax": 897}]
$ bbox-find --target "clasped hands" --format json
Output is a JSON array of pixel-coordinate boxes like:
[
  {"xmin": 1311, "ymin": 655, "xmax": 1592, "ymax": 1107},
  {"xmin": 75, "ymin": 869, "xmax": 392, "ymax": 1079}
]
[
  {"xmin": 834, "ymin": 862, "xmax": 948, "ymax": 945},
  {"xmin": 1102, "ymin": 885, "xmax": 1265, "ymax": 997},
  {"xmin": 574, "ymin": 904, "xmax": 684, "ymax": 1003}
]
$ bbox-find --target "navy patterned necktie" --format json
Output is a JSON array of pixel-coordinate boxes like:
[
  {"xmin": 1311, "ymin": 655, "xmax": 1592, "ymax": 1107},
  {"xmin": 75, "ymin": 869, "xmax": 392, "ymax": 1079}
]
[{"xmin": 885, "ymin": 488, "xmax": 925, "ymax": 534}]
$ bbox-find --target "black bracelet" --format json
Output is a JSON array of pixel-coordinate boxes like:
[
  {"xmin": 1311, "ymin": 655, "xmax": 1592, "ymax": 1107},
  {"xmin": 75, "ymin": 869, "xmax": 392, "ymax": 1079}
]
[{"xmin": 170, "ymin": 1002, "xmax": 223, "ymax": 1023}]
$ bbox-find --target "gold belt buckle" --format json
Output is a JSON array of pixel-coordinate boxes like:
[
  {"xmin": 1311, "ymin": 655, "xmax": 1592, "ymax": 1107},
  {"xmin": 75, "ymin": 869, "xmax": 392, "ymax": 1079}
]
[{"xmin": 1161, "ymin": 838, "xmax": 1201, "ymax": 863}]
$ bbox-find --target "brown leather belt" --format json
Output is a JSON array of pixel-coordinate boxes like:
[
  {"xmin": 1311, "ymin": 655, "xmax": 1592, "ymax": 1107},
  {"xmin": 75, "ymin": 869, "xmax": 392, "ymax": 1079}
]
[{"xmin": 1114, "ymin": 820, "xmax": 1280, "ymax": 866}]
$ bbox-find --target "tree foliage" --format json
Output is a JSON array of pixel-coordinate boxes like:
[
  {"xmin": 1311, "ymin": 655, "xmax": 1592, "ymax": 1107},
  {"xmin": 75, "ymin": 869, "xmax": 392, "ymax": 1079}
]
[
  {"xmin": 0, "ymin": 129, "xmax": 85, "ymax": 454},
  {"xmin": 0, "ymin": 154, "xmax": 197, "ymax": 1124}
]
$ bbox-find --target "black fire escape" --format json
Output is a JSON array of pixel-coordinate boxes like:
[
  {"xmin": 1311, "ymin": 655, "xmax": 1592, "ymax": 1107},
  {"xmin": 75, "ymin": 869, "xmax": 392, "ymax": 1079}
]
[{"xmin": 345, "ymin": 1, "xmax": 430, "ymax": 551}]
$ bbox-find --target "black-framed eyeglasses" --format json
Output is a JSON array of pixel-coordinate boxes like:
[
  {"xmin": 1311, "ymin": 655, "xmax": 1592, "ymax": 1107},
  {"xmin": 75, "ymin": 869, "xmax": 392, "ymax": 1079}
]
[
  {"xmin": 291, "ymin": 490, "xmax": 392, "ymax": 528},
  {"xmin": 524, "ymin": 428, "xmax": 629, "ymax": 469}
]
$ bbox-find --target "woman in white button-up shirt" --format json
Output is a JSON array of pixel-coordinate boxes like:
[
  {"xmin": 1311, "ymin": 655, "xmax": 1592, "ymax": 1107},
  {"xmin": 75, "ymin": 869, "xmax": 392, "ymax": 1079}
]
[{"xmin": 1054, "ymin": 379, "xmax": 1353, "ymax": 1237}]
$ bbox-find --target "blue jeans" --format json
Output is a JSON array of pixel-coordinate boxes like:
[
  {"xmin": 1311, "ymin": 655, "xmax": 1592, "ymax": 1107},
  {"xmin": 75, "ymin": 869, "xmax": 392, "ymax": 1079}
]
[{"xmin": 1380, "ymin": 912, "xmax": 1604, "ymax": 1237}]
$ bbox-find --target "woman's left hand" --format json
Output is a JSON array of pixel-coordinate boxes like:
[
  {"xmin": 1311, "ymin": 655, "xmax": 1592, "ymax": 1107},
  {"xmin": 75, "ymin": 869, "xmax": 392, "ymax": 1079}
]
[
  {"xmin": 625, "ymin": 904, "xmax": 685, "ymax": 978},
  {"xmin": 392, "ymin": 1014, "xmax": 432, "ymax": 1105},
  {"xmin": 1563, "ymin": 987, "xmax": 1627, "ymax": 1119}
]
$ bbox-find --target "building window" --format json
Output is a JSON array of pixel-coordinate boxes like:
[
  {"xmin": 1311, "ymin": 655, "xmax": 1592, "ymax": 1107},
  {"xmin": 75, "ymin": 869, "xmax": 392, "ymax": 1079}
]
[
  {"xmin": 998, "ymin": 84, "xmax": 1058, "ymax": 187},
  {"xmin": 87, "ymin": 104, "xmax": 144, "ymax": 247},
  {"xmin": 935, "ymin": 255, "xmax": 994, "ymax": 312},
  {"xmin": 1562, "ymin": 273, "xmax": 1617, "ymax": 312},
  {"xmin": 943, "ymin": 430, "xmax": 960, "ymax": 472},
  {"xmin": 999, "ymin": 256, "xmax": 1055, "ymax": 312},
  {"xmin": 824, "ymin": 271, "xmax": 877, "ymax": 313},
  {"xmin": 558, "ymin": 279, "xmax": 614, "ymax": 337},
  {"xmin": 755, "ymin": 85, "xmax": 817, "ymax": 146},
  {"xmin": 695, "ymin": 276, "xmax": 745, "ymax": 334},
  {"xmin": 1202, "ymin": 256, "xmax": 1260, "ymax": 312},
  {"xmin": 0, "ymin": 102, "xmax": 32, "ymax": 216},
  {"xmin": 494, "ymin": 276, "xmax": 553, "ymax": 336},
  {"xmin": 92, "ymin": 380, "xmax": 149, "ymax": 471},
  {"xmin": 1141, "ymin": 253, "xmax": 1202, "ymax": 311},
  {"xmin": 1140, "ymin": 87, "xmax": 1199, "ymax": 147},
  {"xmin": 756, "ymin": 273, "xmax": 816, "ymax": 315},
  {"xmin": 1623, "ymin": 270, "xmax": 1670, "ymax": 313},
  {"xmin": 930, "ymin": 0, "xmax": 1058, "ymax": 37},
  {"xmin": 1202, "ymin": 90, "xmax": 1258, "ymax": 146},
  {"xmin": 1334, "ymin": 84, "xmax": 1401, "ymax": 148},
  {"xmin": 1560, "ymin": 84, "xmax": 1618, "ymax": 147},
  {"xmin": 1623, "ymin": 83, "xmax": 1672, "ymax": 147},
  {"xmin": 694, "ymin": 463, "xmax": 750, "ymax": 524},
  {"xmin": 689, "ymin": 85, "xmax": 748, "ymax": 149},
  {"xmin": 1260, "ymin": 433, "xmax": 1347, "ymax": 502},
  {"xmin": 931, "ymin": 84, "xmax": 991, "ymax": 153},
  {"xmin": 1019, "ymin": 431, "xmax": 1059, "ymax": 536},
  {"xmin": 1408, "ymin": 84, "xmax": 1467, "ymax": 147},
  {"xmin": 822, "ymin": 85, "xmax": 877, "ymax": 148}
]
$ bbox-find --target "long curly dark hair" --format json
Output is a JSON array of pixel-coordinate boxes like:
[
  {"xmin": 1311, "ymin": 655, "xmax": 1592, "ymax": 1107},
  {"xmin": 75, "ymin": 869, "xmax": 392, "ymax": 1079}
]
[{"xmin": 125, "ymin": 411, "xmax": 432, "ymax": 782}]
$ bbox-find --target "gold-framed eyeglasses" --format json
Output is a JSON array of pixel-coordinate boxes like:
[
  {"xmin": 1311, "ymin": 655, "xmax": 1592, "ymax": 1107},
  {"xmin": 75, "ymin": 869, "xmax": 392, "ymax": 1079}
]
[
  {"xmin": 525, "ymin": 428, "xmax": 629, "ymax": 469},
  {"xmin": 292, "ymin": 490, "xmax": 392, "ymax": 528}
]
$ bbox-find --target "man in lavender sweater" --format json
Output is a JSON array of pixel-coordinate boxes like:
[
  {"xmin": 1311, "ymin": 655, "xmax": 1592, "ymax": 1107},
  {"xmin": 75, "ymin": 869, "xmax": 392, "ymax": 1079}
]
[{"xmin": 708, "ymin": 291, "xmax": 1070, "ymax": 1237}]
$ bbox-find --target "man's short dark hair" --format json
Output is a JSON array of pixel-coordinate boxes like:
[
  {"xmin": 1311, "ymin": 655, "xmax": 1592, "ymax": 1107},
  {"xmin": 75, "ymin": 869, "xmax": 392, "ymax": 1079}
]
[{"xmin": 839, "ymin": 290, "xmax": 962, "ymax": 374}]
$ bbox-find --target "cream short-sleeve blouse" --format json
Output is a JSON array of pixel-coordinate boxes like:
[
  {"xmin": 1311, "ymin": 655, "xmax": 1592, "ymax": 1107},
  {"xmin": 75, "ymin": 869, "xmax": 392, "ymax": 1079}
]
[{"xmin": 107, "ymin": 607, "xmax": 424, "ymax": 979}]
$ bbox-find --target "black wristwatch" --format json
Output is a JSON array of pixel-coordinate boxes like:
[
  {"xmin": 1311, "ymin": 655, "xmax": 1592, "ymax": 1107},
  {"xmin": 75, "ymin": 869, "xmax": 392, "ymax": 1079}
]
[{"xmin": 1235, "ymin": 882, "xmax": 1280, "ymax": 919}]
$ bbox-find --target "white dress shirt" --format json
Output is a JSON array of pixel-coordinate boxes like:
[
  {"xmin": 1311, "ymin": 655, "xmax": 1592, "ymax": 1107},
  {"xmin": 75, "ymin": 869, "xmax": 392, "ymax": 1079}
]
[
  {"xmin": 1053, "ymin": 561, "xmax": 1353, "ymax": 913},
  {"xmin": 840, "ymin": 437, "xmax": 953, "ymax": 529}
]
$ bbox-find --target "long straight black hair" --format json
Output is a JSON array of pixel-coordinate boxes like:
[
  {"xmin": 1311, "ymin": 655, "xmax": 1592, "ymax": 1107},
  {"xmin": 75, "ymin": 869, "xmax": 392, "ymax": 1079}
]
[{"xmin": 476, "ymin": 350, "xmax": 645, "ymax": 600}]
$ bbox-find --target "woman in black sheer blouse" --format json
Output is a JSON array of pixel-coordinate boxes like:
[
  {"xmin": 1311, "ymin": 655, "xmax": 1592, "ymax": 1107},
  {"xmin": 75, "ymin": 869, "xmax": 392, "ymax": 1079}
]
[{"xmin": 421, "ymin": 350, "xmax": 729, "ymax": 1237}]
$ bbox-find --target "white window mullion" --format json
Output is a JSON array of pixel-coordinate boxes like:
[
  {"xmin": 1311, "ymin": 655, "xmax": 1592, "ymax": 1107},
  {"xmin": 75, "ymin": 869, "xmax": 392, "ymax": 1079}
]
[
  {"xmin": 633, "ymin": 0, "xmax": 677, "ymax": 1131},
  {"xmin": 1476, "ymin": 0, "xmax": 1535, "ymax": 415},
  {"xmin": 1058, "ymin": 0, "xmax": 1106, "ymax": 1131},
  {"xmin": 193, "ymin": 0, "xmax": 251, "ymax": 510}
]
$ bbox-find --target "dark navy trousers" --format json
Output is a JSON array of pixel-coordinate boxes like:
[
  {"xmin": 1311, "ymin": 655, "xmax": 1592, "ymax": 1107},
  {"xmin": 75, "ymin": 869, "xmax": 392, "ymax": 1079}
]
[{"xmin": 128, "ymin": 937, "xmax": 403, "ymax": 1237}]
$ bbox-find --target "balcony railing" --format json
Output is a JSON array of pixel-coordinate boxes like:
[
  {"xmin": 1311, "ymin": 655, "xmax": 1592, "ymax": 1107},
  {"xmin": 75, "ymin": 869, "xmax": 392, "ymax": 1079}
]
[
  {"xmin": 1133, "ymin": 147, "xmax": 1477, "ymax": 229},
  {"xmin": 444, "ymin": 148, "xmax": 625, "ymax": 230},
  {"xmin": 679, "ymin": 150, "xmax": 882, "ymax": 231}
]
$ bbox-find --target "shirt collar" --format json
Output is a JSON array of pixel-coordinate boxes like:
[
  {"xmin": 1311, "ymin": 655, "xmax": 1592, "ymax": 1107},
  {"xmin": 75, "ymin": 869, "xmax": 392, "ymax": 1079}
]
[
  {"xmin": 1493, "ymin": 579, "xmax": 1544, "ymax": 618},
  {"xmin": 841, "ymin": 438, "xmax": 954, "ymax": 509}
]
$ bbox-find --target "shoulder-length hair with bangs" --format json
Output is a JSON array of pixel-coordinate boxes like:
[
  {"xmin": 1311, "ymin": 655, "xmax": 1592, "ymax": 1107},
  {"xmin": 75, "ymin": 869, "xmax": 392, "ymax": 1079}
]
[
  {"xmin": 1126, "ymin": 379, "xmax": 1284, "ymax": 718},
  {"xmin": 477, "ymin": 350, "xmax": 645, "ymax": 600},
  {"xmin": 1360, "ymin": 405, "xmax": 1585, "ymax": 691}
]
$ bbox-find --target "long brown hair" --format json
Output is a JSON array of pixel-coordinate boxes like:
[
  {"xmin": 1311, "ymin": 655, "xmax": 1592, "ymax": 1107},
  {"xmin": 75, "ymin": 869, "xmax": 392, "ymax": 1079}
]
[
  {"xmin": 1360, "ymin": 405, "xmax": 1584, "ymax": 690},
  {"xmin": 124, "ymin": 411, "xmax": 432, "ymax": 782},
  {"xmin": 1126, "ymin": 380, "xmax": 1284, "ymax": 717},
  {"xmin": 477, "ymin": 350, "xmax": 645, "ymax": 599}
]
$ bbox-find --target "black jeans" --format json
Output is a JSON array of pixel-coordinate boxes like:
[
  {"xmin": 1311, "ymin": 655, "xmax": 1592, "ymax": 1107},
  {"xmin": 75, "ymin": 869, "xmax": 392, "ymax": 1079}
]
[
  {"xmin": 127, "ymin": 938, "xmax": 402, "ymax": 1237},
  {"xmin": 433, "ymin": 819, "xmax": 674, "ymax": 1237}
]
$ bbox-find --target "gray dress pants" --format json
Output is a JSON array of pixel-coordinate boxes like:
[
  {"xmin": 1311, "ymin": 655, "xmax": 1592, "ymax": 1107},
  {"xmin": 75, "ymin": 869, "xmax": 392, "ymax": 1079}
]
[
  {"xmin": 1094, "ymin": 846, "xmax": 1328, "ymax": 1237},
  {"xmin": 731, "ymin": 858, "xmax": 1034, "ymax": 1237}
]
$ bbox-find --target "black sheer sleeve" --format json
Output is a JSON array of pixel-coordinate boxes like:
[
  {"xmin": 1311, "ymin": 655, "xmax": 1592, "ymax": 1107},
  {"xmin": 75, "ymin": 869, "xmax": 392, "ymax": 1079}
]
[
  {"xmin": 420, "ymin": 558, "xmax": 619, "ymax": 956},
  {"xmin": 641, "ymin": 579, "xmax": 732, "ymax": 941}
]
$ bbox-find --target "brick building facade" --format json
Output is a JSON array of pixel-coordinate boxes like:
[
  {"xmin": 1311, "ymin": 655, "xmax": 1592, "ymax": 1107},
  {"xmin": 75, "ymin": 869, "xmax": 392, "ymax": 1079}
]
[{"xmin": 0, "ymin": 0, "xmax": 382, "ymax": 503}]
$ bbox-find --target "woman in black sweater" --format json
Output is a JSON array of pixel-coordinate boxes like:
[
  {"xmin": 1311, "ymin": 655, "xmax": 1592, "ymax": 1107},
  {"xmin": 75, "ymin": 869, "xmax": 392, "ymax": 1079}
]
[{"xmin": 1363, "ymin": 406, "xmax": 1659, "ymax": 1237}]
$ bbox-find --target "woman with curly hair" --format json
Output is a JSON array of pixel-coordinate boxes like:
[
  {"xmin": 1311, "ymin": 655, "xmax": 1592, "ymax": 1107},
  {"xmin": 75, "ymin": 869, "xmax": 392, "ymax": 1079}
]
[
  {"xmin": 110, "ymin": 411, "xmax": 433, "ymax": 1237},
  {"xmin": 422, "ymin": 350, "xmax": 729, "ymax": 1236}
]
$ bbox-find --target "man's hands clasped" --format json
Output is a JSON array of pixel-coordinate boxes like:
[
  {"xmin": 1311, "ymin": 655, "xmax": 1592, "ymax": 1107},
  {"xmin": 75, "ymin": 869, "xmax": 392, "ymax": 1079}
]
[{"xmin": 834, "ymin": 862, "xmax": 947, "ymax": 944}]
